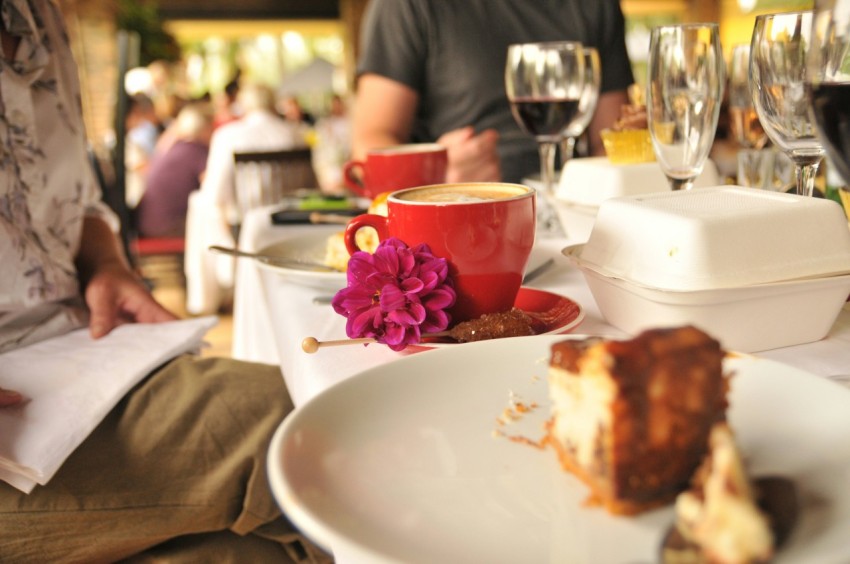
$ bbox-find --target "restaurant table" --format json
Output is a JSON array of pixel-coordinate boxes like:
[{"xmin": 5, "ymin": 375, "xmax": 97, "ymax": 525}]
[{"xmin": 231, "ymin": 200, "xmax": 850, "ymax": 408}]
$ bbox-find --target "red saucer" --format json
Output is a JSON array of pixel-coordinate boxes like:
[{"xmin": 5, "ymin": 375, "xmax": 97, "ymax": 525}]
[
  {"xmin": 513, "ymin": 286, "xmax": 584, "ymax": 336},
  {"xmin": 410, "ymin": 287, "xmax": 584, "ymax": 351}
]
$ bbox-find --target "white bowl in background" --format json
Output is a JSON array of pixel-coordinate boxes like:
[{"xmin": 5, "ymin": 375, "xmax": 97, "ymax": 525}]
[{"xmin": 556, "ymin": 157, "xmax": 720, "ymax": 208}]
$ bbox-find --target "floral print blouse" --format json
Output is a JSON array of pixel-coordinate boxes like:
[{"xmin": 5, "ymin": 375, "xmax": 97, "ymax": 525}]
[{"xmin": 0, "ymin": 0, "xmax": 115, "ymax": 352}]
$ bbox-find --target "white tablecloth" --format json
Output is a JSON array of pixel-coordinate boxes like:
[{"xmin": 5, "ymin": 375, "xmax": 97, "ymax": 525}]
[
  {"xmin": 231, "ymin": 205, "xmax": 329, "ymax": 364},
  {"xmin": 184, "ymin": 190, "xmax": 235, "ymax": 316},
  {"xmin": 232, "ymin": 201, "xmax": 850, "ymax": 407}
]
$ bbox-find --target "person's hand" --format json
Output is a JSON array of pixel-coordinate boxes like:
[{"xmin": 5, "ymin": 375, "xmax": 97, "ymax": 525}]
[
  {"xmin": 0, "ymin": 387, "xmax": 23, "ymax": 408},
  {"xmin": 83, "ymin": 262, "xmax": 178, "ymax": 339},
  {"xmin": 437, "ymin": 126, "xmax": 501, "ymax": 183}
]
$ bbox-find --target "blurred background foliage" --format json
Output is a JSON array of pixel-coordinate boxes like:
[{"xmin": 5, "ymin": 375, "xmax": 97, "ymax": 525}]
[{"xmin": 117, "ymin": 0, "xmax": 181, "ymax": 65}]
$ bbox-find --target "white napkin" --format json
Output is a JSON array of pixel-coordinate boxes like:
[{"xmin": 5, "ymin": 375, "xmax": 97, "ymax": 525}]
[{"xmin": 0, "ymin": 316, "xmax": 217, "ymax": 493}]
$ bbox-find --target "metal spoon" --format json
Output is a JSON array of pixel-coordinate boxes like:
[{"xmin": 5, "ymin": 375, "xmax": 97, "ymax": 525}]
[{"xmin": 208, "ymin": 245, "xmax": 340, "ymax": 272}]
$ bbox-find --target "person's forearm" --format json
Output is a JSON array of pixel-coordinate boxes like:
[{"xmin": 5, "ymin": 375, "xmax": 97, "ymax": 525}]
[
  {"xmin": 74, "ymin": 216, "xmax": 132, "ymax": 291},
  {"xmin": 351, "ymin": 74, "xmax": 418, "ymax": 160},
  {"xmin": 74, "ymin": 215, "xmax": 177, "ymax": 336},
  {"xmin": 588, "ymin": 90, "xmax": 630, "ymax": 156}
]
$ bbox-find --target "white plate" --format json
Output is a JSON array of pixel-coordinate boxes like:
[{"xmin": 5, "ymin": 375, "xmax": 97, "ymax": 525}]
[
  {"xmin": 256, "ymin": 229, "xmax": 347, "ymax": 292},
  {"xmin": 256, "ymin": 231, "xmax": 554, "ymax": 294},
  {"xmin": 268, "ymin": 335, "xmax": 850, "ymax": 563}
]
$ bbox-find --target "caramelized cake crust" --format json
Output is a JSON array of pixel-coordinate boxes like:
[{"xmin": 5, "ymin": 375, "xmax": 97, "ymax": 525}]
[{"xmin": 546, "ymin": 326, "xmax": 728, "ymax": 514}]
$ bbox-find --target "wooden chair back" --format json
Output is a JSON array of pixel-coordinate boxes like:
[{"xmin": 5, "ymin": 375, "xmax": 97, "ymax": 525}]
[{"xmin": 232, "ymin": 148, "xmax": 317, "ymax": 224}]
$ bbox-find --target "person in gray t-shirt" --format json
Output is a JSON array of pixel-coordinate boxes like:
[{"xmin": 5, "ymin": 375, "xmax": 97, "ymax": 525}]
[{"xmin": 353, "ymin": 0, "xmax": 635, "ymax": 184}]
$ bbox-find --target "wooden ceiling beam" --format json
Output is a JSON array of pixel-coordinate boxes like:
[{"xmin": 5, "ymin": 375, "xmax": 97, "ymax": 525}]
[{"xmin": 158, "ymin": 0, "xmax": 339, "ymax": 21}]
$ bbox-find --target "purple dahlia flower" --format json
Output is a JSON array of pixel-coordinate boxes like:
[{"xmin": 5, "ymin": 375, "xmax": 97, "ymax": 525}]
[{"xmin": 331, "ymin": 237, "xmax": 456, "ymax": 351}]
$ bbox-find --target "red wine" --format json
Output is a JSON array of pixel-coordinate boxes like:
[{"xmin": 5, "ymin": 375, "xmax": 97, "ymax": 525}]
[
  {"xmin": 510, "ymin": 97, "xmax": 580, "ymax": 140},
  {"xmin": 809, "ymin": 82, "xmax": 850, "ymax": 183}
]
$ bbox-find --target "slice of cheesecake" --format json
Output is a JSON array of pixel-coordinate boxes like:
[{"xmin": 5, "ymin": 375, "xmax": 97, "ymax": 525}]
[{"xmin": 546, "ymin": 326, "xmax": 728, "ymax": 515}]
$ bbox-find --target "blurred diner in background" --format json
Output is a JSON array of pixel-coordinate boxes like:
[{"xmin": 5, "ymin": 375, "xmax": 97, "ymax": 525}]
[
  {"xmin": 198, "ymin": 82, "xmax": 309, "ymax": 227},
  {"xmin": 185, "ymin": 82, "xmax": 312, "ymax": 315},
  {"xmin": 123, "ymin": 92, "xmax": 162, "ymax": 209},
  {"xmin": 135, "ymin": 101, "xmax": 214, "ymax": 238}
]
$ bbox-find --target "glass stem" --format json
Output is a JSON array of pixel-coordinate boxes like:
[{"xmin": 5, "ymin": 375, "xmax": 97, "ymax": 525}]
[
  {"xmin": 539, "ymin": 141, "xmax": 557, "ymax": 194},
  {"xmin": 560, "ymin": 136, "xmax": 576, "ymax": 169},
  {"xmin": 795, "ymin": 161, "xmax": 821, "ymax": 198},
  {"xmin": 669, "ymin": 177, "xmax": 695, "ymax": 191}
]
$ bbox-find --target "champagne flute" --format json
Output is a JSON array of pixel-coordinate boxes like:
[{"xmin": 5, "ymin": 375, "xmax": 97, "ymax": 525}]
[
  {"xmin": 560, "ymin": 47, "xmax": 601, "ymax": 167},
  {"xmin": 750, "ymin": 11, "xmax": 824, "ymax": 197},
  {"xmin": 647, "ymin": 23, "xmax": 725, "ymax": 191},
  {"xmin": 505, "ymin": 42, "xmax": 585, "ymax": 203},
  {"xmin": 808, "ymin": 0, "xmax": 850, "ymax": 187}
]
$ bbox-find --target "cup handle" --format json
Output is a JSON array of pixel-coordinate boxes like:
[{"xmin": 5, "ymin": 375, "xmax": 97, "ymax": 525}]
[
  {"xmin": 343, "ymin": 214, "xmax": 390, "ymax": 256},
  {"xmin": 343, "ymin": 161, "xmax": 367, "ymax": 197}
]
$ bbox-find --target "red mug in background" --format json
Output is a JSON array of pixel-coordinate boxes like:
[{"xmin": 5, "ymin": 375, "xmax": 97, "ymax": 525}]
[
  {"xmin": 343, "ymin": 143, "xmax": 448, "ymax": 200},
  {"xmin": 344, "ymin": 183, "xmax": 536, "ymax": 323}
]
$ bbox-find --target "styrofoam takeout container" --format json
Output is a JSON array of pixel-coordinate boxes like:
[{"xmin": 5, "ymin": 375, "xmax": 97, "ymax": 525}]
[
  {"xmin": 577, "ymin": 186, "xmax": 850, "ymax": 290},
  {"xmin": 564, "ymin": 248, "xmax": 850, "ymax": 352},
  {"xmin": 563, "ymin": 186, "xmax": 850, "ymax": 352},
  {"xmin": 556, "ymin": 157, "xmax": 720, "ymax": 208}
]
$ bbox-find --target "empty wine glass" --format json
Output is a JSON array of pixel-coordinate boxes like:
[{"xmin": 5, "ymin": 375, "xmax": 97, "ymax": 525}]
[
  {"xmin": 647, "ymin": 23, "xmax": 725, "ymax": 191},
  {"xmin": 750, "ymin": 11, "xmax": 824, "ymax": 197},
  {"xmin": 505, "ymin": 41, "xmax": 585, "ymax": 234},
  {"xmin": 560, "ymin": 47, "xmax": 601, "ymax": 167},
  {"xmin": 808, "ymin": 0, "xmax": 850, "ymax": 186}
]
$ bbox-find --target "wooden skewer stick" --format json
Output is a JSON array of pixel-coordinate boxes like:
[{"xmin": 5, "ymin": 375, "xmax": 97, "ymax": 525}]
[
  {"xmin": 302, "ymin": 336, "xmax": 373, "ymax": 352},
  {"xmin": 302, "ymin": 333, "xmax": 450, "ymax": 353}
]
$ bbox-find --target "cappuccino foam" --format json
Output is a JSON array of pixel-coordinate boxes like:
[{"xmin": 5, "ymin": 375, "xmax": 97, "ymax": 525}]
[{"xmin": 398, "ymin": 185, "xmax": 527, "ymax": 203}]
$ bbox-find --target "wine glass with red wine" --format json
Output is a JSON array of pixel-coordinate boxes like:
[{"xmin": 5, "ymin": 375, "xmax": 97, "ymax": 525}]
[
  {"xmin": 808, "ymin": 0, "xmax": 850, "ymax": 188},
  {"xmin": 751, "ymin": 11, "xmax": 824, "ymax": 197},
  {"xmin": 505, "ymin": 41, "xmax": 585, "ymax": 233},
  {"xmin": 647, "ymin": 23, "xmax": 725, "ymax": 191}
]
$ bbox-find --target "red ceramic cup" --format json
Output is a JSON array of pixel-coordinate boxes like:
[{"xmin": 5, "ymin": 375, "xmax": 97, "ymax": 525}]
[
  {"xmin": 344, "ymin": 183, "xmax": 536, "ymax": 323},
  {"xmin": 343, "ymin": 143, "xmax": 448, "ymax": 200}
]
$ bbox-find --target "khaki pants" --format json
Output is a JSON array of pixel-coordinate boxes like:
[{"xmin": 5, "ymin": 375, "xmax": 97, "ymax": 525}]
[{"xmin": 0, "ymin": 355, "xmax": 332, "ymax": 563}]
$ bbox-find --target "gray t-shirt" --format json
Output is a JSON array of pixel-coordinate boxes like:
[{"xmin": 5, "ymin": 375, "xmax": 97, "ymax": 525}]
[{"xmin": 357, "ymin": 0, "xmax": 635, "ymax": 183}]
